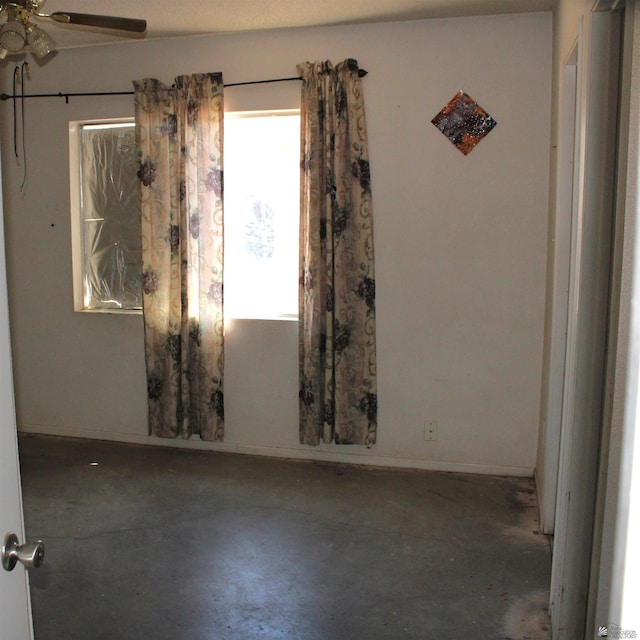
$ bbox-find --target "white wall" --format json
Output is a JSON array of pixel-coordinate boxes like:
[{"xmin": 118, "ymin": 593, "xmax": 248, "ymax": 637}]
[{"xmin": 0, "ymin": 12, "xmax": 552, "ymax": 475}]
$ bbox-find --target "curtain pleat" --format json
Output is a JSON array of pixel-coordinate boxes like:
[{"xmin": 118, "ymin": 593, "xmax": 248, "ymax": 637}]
[
  {"xmin": 298, "ymin": 59, "xmax": 377, "ymax": 446},
  {"xmin": 133, "ymin": 73, "xmax": 225, "ymax": 441}
]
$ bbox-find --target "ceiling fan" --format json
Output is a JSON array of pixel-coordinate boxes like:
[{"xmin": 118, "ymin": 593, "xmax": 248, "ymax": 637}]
[{"xmin": 0, "ymin": 0, "xmax": 146, "ymax": 59}]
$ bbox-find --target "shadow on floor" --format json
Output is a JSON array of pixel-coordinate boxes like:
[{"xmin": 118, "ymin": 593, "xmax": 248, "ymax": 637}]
[{"xmin": 18, "ymin": 434, "xmax": 551, "ymax": 640}]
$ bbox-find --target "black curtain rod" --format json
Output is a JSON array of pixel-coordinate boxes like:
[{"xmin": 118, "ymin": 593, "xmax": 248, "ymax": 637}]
[
  {"xmin": 0, "ymin": 68, "xmax": 368, "ymax": 103},
  {"xmin": 0, "ymin": 75, "xmax": 304, "ymax": 103}
]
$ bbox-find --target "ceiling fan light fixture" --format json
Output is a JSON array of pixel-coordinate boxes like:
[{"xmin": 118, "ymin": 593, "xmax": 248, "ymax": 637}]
[
  {"xmin": 26, "ymin": 24, "xmax": 55, "ymax": 58},
  {"xmin": 0, "ymin": 18, "xmax": 26, "ymax": 52}
]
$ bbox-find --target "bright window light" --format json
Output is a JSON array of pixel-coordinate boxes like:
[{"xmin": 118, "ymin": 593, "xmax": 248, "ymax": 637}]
[{"xmin": 223, "ymin": 111, "xmax": 300, "ymax": 320}]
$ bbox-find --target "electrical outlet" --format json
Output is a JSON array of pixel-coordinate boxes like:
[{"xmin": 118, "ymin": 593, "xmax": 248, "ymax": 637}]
[{"xmin": 424, "ymin": 421, "xmax": 438, "ymax": 441}]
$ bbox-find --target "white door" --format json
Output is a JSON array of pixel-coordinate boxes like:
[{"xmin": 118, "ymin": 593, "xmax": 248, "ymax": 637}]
[{"xmin": 0, "ymin": 151, "xmax": 34, "ymax": 638}]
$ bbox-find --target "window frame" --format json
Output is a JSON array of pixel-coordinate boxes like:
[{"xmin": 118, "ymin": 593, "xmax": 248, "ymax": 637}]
[
  {"xmin": 69, "ymin": 109, "xmax": 301, "ymax": 319},
  {"xmin": 223, "ymin": 108, "xmax": 300, "ymax": 322},
  {"xmin": 69, "ymin": 117, "xmax": 140, "ymax": 314}
]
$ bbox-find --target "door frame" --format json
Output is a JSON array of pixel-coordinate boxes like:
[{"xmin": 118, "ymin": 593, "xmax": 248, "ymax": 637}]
[
  {"xmin": 537, "ymin": 28, "xmax": 582, "ymax": 537},
  {"xmin": 548, "ymin": 5, "xmax": 623, "ymax": 638},
  {"xmin": 589, "ymin": 0, "xmax": 640, "ymax": 632}
]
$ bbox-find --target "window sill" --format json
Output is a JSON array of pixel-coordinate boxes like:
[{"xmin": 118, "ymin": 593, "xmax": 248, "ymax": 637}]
[
  {"xmin": 73, "ymin": 310, "xmax": 297, "ymax": 321},
  {"xmin": 225, "ymin": 314, "xmax": 298, "ymax": 322},
  {"xmin": 74, "ymin": 308, "xmax": 143, "ymax": 315}
]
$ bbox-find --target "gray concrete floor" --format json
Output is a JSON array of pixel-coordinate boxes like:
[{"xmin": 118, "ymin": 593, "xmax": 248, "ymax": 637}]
[{"xmin": 18, "ymin": 434, "xmax": 551, "ymax": 640}]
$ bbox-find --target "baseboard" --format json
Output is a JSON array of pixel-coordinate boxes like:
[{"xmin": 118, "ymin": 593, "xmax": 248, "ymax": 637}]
[{"xmin": 17, "ymin": 422, "xmax": 535, "ymax": 477}]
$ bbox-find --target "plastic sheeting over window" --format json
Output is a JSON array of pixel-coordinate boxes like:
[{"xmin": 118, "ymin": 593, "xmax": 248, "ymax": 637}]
[{"xmin": 79, "ymin": 123, "xmax": 142, "ymax": 310}]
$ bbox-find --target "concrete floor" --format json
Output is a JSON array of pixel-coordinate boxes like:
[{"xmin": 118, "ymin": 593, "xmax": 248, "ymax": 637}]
[{"xmin": 18, "ymin": 434, "xmax": 551, "ymax": 640}]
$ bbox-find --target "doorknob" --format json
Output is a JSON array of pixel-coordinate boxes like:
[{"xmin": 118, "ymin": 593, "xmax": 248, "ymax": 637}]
[{"xmin": 2, "ymin": 533, "xmax": 45, "ymax": 571}]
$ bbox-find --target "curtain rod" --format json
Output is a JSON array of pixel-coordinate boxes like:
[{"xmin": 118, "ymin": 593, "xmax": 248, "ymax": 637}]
[
  {"xmin": 0, "ymin": 68, "xmax": 368, "ymax": 103},
  {"xmin": 0, "ymin": 75, "xmax": 304, "ymax": 103}
]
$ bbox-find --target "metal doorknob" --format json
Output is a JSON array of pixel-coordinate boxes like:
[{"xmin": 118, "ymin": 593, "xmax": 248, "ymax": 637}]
[{"xmin": 2, "ymin": 533, "xmax": 45, "ymax": 571}]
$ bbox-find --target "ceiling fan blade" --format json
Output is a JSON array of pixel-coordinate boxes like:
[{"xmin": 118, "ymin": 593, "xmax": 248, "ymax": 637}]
[{"xmin": 50, "ymin": 12, "xmax": 147, "ymax": 33}]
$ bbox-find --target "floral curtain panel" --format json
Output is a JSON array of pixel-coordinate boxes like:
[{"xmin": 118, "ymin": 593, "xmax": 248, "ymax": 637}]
[
  {"xmin": 133, "ymin": 73, "xmax": 225, "ymax": 441},
  {"xmin": 298, "ymin": 59, "xmax": 377, "ymax": 446}
]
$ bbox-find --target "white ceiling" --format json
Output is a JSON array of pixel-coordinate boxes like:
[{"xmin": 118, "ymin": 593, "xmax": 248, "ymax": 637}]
[{"xmin": 20, "ymin": 0, "xmax": 554, "ymax": 50}]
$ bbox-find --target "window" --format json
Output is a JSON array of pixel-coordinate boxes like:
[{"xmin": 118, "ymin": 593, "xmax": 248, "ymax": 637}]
[
  {"xmin": 70, "ymin": 119, "xmax": 142, "ymax": 311},
  {"xmin": 223, "ymin": 110, "xmax": 300, "ymax": 319},
  {"xmin": 70, "ymin": 110, "xmax": 300, "ymax": 318}
]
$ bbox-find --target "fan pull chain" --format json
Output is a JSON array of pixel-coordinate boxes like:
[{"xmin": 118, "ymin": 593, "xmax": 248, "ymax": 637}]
[
  {"xmin": 13, "ymin": 62, "xmax": 30, "ymax": 191},
  {"xmin": 12, "ymin": 67, "xmax": 19, "ymax": 158}
]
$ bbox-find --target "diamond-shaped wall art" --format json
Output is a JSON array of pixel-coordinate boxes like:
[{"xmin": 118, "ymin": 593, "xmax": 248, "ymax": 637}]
[{"xmin": 431, "ymin": 90, "xmax": 497, "ymax": 155}]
